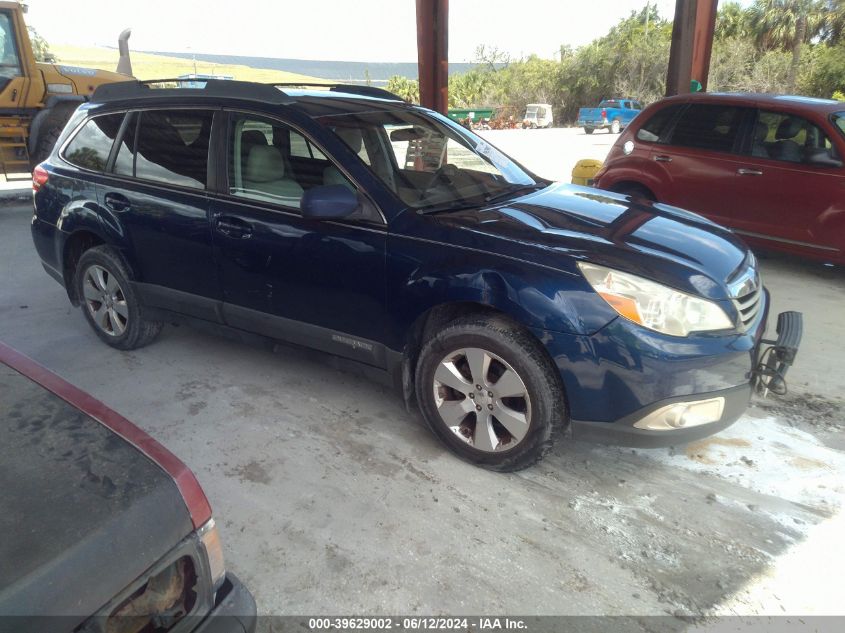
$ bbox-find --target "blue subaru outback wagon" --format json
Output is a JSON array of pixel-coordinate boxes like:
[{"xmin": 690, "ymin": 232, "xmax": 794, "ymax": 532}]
[{"xmin": 30, "ymin": 80, "xmax": 802, "ymax": 471}]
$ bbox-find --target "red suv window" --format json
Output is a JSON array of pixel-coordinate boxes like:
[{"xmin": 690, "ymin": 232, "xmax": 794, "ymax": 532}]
[
  {"xmin": 752, "ymin": 110, "xmax": 839, "ymax": 165},
  {"xmin": 635, "ymin": 104, "xmax": 684, "ymax": 143}
]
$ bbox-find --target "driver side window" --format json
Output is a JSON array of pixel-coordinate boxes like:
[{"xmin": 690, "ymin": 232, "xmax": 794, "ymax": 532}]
[{"xmin": 751, "ymin": 110, "xmax": 838, "ymax": 165}]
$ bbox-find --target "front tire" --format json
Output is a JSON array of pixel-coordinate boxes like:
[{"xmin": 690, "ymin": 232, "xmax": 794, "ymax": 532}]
[
  {"xmin": 415, "ymin": 315, "xmax": 567, "ymax": 471},
  {"xmin": 30, "ymin": 104, "xmax": 77, "ymax": 167},
  {"xmin": 74, "ymin": 246, "xmax": 162, "ymax": 350}
]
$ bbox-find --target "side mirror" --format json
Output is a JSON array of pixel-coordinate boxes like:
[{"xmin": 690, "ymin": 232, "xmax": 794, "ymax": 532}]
[{"xmin": 300, "ymin": 184, "xmax": 359, "ymax": 220}]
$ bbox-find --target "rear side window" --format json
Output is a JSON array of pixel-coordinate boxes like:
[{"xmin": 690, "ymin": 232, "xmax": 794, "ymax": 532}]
[
  {"xmin": 63, "ymin": 114, "xmax": 125, "ymax": 171},
  {"xmin": 636, "ymin": 104, "xmax": 683, "ymax": 143},
  {"xmin": 668, "ymin": 104, "xmax": 744, "ymax": 153},
  {"xmin": 117, "ymin": 109, "xmax": 213, "ymax": 189}
]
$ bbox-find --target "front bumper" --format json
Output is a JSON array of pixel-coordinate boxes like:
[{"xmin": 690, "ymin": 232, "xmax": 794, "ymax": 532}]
[
  {"xmin": 193, "ymin": 573, "xmax": 257, "ymax": 633},
  {"xmin": 571, "ymin": 384, "xmax": 751, "ymax": 447},
  {"xmin": 532, "ymin": 288, "xmax": 804, "ymax": 447}
]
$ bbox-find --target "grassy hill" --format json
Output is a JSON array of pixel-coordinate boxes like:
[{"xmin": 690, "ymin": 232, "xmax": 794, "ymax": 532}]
[{"xmin": 50, "ymin": 44, "xmax": 325, "ymax": 83}]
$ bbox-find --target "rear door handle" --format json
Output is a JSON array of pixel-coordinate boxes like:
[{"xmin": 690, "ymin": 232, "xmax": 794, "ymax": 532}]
[
  {"xmin": 654, "ymin": 155, "xmax": 672, "ymax": 163},
  {"xmin": 737, "ymin": 168, "xmax": 763, "ymax": 176},
  {"xmin": 103, "ymin": 192, "xmax": 130, "ymax": 212},
  {"xmin": 214, "ymin": 214, "xmax": 253, "ymax": 239}
]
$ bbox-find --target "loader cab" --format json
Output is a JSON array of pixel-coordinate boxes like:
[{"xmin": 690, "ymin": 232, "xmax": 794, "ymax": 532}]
[{"xmin": 0, "ymin": 2, "xmax": 45, "ymax": 110}]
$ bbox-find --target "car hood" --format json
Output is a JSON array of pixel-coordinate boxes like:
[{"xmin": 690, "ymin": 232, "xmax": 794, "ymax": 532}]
[
  {"xmin": 0, "ymin": 364, "xmax": 192, "ymax": 623},
  {"xmin": 400, "ymin": 183, "xmax": 751, "ymax": 300}
]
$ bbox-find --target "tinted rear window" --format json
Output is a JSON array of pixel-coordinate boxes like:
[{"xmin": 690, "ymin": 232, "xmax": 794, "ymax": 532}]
[
  {"xmin": 63, "ymin": 114, "xmax": 125, "ymax": 171},
  {"xmin": 129, "ymin": 110, "xmax": 213, "ymax": 189},
  {"xmin": 636, "ymin": 104, "xmax": 683, "ymax": 143},
  {"xmin": 668, "ymin": 104, "xmax": 744, "ymax": 153}
]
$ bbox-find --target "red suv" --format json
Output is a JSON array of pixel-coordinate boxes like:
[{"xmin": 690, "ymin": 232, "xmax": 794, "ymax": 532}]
[{"xmin": 595, "ymin": 93, "xmax": 845, "ymax": 265}]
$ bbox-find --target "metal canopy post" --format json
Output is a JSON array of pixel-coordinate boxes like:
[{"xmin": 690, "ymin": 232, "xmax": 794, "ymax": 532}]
[
  {"xmin": 416, "ymin": 0, "xmax": 449, "ymax": 113},
  {"xmin": 665, "ymin": 0, "xmax": 718, "ymax": 96}
]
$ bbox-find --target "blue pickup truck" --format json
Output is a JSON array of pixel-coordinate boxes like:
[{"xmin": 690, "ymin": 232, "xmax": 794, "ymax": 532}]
[{"xmin": 577, "ymin": 98, "xmax": 642, "ymax": 134}]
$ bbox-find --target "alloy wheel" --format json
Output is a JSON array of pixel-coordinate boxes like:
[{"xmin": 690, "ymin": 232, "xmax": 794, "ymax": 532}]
[
  {"xmin": 432, "ymin": 347, "xmax": 531, "ymax": 452},
  {"xmin": 82, "ymin": 264, "xmax": 128, "ymax": 337}
]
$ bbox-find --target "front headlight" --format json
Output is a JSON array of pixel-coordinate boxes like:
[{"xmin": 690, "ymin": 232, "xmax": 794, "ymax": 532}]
[{"xmin": 578, "ymin": 262, "xmax": 733, "ymax": 337}]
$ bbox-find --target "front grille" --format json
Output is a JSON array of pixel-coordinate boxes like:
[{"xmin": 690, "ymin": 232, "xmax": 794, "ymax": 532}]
[
  {"xmin": 727, "ymin": 254, "xmax": 762, "ymax": 332},
  {"xmin": 732, "ymin": 285, "xmax": 763, "ymax": 330}
]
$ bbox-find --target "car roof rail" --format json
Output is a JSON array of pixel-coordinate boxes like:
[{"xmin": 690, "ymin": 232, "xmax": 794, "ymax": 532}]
[
  {"xmin": 91, "ymin": 79, "xmax": 294, "ymax": 105},
  {"xmin": 269, "ymin": 82, "xmax": 406, "ymax": 102}
]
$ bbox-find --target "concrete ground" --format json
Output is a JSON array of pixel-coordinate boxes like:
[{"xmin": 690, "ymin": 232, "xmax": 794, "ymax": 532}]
[{"xmin": 1, "ymin": 128, "xmax": 844, "ymax": 620}]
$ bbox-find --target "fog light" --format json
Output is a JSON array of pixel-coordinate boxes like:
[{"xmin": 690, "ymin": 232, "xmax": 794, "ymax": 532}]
[{"xmin": 633, "ymin": 397, "xmax": 725, "ymax": 431}]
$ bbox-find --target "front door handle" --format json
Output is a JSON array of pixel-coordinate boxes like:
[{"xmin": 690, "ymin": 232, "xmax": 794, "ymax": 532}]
[
  {"xmin": 654, "ymin": 155, "xmax": 672, "ymax": 162},
  {"xmin": 215, "ymin": 215, "xmax": 253, "ymax": 239},
  {"xmin": 103, "ymin": 192, "xmax": 131, "ymax": 212},
  {"xmin": 737, "ymin": 168, "xmax": 763, "ymax": 176}
]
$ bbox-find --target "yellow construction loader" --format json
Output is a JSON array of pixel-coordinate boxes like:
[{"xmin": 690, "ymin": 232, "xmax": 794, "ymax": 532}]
[{"xmin": 0, "ymin": 1, "xmax": 133, "ymax": 177}]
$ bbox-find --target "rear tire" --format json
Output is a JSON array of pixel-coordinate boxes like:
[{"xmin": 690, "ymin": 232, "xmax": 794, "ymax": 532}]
[
  {"xmin": 415, "ymin": 315, "xmax": 567, "ymax": 471},
  {"xmin": 584, "ymin": 127, "xmax": 594, "ymax": 135},
  {"xmin": 611, "ymin": 183, "xmax": 656, "ymax": 201},
  {"xmin": 74, "ymin": 246, "xmax": 162, "ymax": 350}
]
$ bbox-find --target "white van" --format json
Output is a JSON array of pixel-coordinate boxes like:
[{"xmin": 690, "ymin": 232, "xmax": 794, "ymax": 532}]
[{"xmin": 523, "ymin": 103, "xmax": 553, "ymax": 128}]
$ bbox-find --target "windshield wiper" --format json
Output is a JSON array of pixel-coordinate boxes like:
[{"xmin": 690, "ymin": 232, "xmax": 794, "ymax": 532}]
[
  {"xmin": 417, "ymin": 184, "xmax": 547, "ymax": 216},
  {"xmin": 417, "ymin": 200, "xmax": 481, "ymax": 215},
  {"xmin": 482, "ymin": 183, "xmax": 546, "ymax": 205}
]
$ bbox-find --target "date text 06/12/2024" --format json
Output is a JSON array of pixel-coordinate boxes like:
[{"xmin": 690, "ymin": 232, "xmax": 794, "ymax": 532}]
[{"xmin": 307, "ymin": 617, "xmax": 528, "ymax": 630}]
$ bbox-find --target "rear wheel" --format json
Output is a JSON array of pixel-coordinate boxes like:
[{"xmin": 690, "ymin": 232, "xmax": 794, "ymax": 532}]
[
  {"xmin": 611, "ymin": 182, "xmax": 656, "ymax": 201},
  {"xmin": 610, "ymin": 119, "xmax": 621, "ymax": 134},
  {"xmin": 74, "ymin": 246, "xmax": 162, "ymax": 350},
  {"xmin": 584, "ymin": 127, "xmax": 594, "ymax": 135},
  {"xmin": 415, "ymin": 315, "xmax": 567, "ymax": 471}
]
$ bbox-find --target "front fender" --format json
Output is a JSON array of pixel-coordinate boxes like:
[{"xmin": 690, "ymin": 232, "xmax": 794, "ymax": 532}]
[{"xmin": 386, "ymin": 235, "xmax": 619, "ymax": 348}]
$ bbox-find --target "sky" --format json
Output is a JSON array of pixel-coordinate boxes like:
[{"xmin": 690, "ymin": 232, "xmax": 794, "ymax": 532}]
[{"xmin": 26, "ymin": 0, "xmax": 753, "ymax": 63}]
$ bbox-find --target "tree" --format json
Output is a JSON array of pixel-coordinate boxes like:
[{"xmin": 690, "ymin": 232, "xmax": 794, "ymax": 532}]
[
  {"xmin": 824, "ymin": 0, "xmax": 845, "ymax": 44},
  {"xmin": 28, "ymin": 26, "xmax": 53, "ymax": 63},
  {"xmin": 748, "ymin": 0, "xmax": 826, "ymax": 90},
  {"xmin": 385, "ymin": 75, "xmax": 419, "ymax": 104},
  {"xmin": 715, "ymin": 2, "xmax": 752, "ymax": 40}
]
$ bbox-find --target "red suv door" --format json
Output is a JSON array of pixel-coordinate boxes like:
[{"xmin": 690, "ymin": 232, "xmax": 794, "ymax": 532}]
[
  {"xmin": 728, "ymin": 108, "xmax": 845, "ymax": 259},
  {"xmin": 641, "ymin": 103, "xmax": 752, "ymax": 225}
]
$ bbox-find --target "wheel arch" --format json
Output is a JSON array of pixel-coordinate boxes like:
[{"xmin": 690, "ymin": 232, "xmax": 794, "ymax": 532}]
[
  {"xmin": 398, "ymin": 300, "xmax": 566, "ymax": 413},
  {"xmin": 61, "ymin": 230, "xmax": 106, "ymax": 305},
  {"xmin": 607, "ymin": 179, "xmax": 657, "ymax": 201}
]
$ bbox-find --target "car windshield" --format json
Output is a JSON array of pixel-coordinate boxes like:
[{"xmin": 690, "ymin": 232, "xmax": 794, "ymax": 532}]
[{"xmin": 316, "ymin": 109, "xmax": 539, "ymax": 210}]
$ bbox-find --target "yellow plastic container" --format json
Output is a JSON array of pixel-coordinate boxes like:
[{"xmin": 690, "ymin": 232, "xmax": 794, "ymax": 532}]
[{"xmin": 571, "ymin": 159, "xmax": 603, "ymax": 186}]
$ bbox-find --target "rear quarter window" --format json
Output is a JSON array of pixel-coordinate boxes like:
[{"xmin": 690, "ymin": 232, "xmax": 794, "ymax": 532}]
[
  {"xmin": 635, "ymin": 104, "xmax": 683, "ymax": 143},
  {"xmin": 62, "ymin": 114, "xmax": 125, "ymax": 171}
]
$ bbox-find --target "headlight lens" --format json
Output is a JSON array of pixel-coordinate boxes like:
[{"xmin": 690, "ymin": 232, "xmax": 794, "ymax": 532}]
[{"xmin": 578, "ymin": 262, "xmax": 733, "ymax": 336}]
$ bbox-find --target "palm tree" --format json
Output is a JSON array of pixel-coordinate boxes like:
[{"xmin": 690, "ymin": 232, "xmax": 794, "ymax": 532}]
[
  {"xmin": 824, "ymin": 0, "xmax": 845, "ymax": 44},
  {"xmin": 748, "ymin": 0, "xmax": 827, "ymax": 91},
  {"xmin": 716, "ymin": 1, "xmax": 752, "ymax": 40}
]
